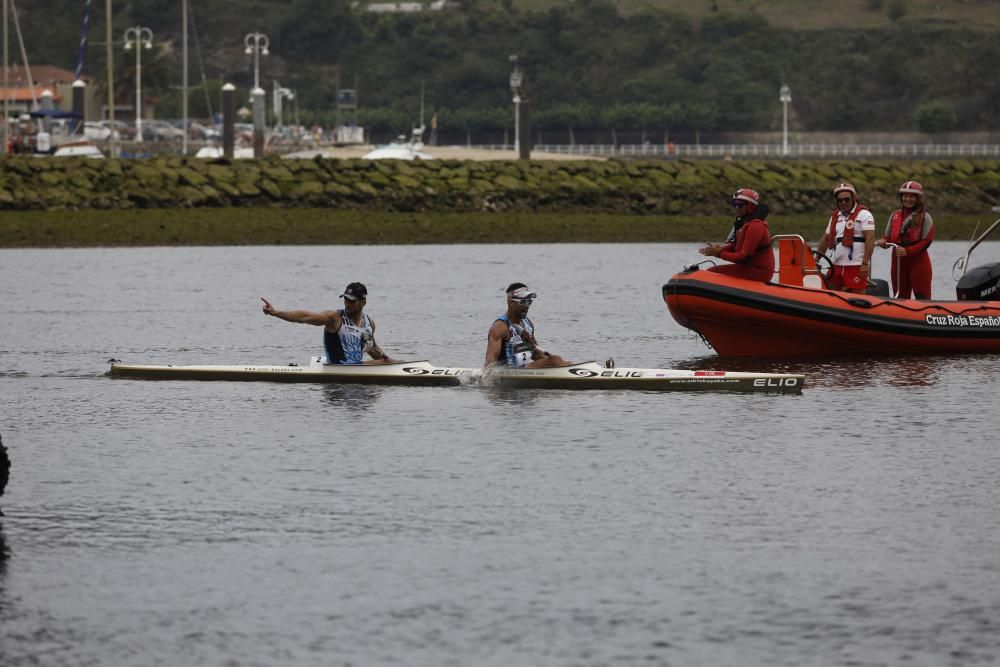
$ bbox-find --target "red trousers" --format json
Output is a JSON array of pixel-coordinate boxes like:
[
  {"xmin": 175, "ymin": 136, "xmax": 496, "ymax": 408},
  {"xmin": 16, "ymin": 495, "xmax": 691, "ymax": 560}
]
[{"xmin": 891, "ymin": 252, "xmax": 932, "ymax": 299}]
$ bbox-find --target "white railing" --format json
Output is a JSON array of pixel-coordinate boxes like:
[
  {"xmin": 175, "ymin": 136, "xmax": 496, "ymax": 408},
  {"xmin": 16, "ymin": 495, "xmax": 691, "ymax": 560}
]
[{"xmin": 474, "ymin": 143, "xmax": 1000, "ymax": 159}]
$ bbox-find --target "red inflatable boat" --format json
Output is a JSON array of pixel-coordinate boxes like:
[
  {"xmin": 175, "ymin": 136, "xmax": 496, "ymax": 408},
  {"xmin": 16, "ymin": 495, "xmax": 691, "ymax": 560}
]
[{"xmin": 663, "ymin": 232, "xmax": 1000, "ymax": 357}]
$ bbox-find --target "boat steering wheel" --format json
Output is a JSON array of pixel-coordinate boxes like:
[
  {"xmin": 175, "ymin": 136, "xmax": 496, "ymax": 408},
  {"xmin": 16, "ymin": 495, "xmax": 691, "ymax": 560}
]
[{"xmin": 812, "ymin": 250, "xmax": 834, "ymax": 274}]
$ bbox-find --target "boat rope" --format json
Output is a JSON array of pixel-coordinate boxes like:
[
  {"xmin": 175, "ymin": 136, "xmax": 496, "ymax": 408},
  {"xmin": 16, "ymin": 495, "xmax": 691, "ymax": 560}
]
[{"xmin": 777, "ymin": 282, "xmax": 1000, "ymax": 318}]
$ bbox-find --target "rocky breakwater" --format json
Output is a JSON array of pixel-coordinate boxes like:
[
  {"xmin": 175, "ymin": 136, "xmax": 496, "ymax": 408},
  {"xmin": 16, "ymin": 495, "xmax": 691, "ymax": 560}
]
[{"xmin": 2, "ymin": 156, "xmax": 998, "ymax": 214}]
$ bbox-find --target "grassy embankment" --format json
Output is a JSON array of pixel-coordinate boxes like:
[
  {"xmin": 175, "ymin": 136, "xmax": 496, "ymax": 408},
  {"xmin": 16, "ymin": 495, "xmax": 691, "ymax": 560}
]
[
  {"xmin": 0, "ymin": 208, "xmax": 993, "ymax": 248},
  {"xmin": 1, "ymin": 156, "xmax": 997, "ymax": 247}
]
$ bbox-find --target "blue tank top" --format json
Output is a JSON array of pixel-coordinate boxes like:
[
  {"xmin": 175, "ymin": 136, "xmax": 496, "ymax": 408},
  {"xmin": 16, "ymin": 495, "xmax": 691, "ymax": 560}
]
[
  {"xmin": 324, "ymin": 310, "xmax": 374, "ymax": 364},
  {"xmin": 495, "ymin": 315, "xmax": 535, "ymax": 368}
]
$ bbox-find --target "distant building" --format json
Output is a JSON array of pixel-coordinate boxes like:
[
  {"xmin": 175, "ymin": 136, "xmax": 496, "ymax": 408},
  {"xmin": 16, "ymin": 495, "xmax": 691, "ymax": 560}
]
[
  {"xmin": 354, "ymin": 0, "xmax": 451, "ymax": 13},
  {"xmin": 5, "ymin": 64, "xmax": 100, "ymax": 120}
]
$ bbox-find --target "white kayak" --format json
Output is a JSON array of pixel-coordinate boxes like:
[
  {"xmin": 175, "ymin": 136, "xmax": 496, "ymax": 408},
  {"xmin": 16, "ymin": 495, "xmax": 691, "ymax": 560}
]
[{"xmin": 108, "ymin": 358, "xmax": 804, "ymax": 393}]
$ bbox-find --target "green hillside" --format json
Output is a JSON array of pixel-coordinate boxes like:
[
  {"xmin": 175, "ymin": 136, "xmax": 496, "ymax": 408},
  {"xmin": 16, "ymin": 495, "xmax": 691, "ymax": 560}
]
[{"xmin": 14, "ymin": 0, "xmax": 1000, "ymax": 135}]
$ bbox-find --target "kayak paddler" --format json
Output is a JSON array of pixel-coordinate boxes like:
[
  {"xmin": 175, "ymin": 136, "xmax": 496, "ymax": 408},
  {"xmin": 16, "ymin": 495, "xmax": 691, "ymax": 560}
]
[
  {"xmin": 484, "ymin": 283, "xmax": 571, "ymax": 370},
  {"xmin": 261, "ymin": 281, "xmax": 396, "ymax": 365}
]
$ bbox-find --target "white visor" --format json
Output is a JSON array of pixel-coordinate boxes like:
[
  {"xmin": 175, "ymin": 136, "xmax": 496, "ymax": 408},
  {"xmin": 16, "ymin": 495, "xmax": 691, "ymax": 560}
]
[{"xmin": 508, "ymin": 287, "xmax": 537, "ymax": 299}]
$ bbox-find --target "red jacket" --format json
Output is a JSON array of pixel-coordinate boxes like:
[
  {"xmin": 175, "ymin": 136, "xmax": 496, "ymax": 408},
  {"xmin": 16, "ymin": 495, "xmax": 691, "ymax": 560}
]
[
  {"xmin": 719, "ymin": 217, "xmax": 774, "ymax": 279},
  {"xmin": 885, "ymin": 208, "xmax": 934, "ymax": 256}
]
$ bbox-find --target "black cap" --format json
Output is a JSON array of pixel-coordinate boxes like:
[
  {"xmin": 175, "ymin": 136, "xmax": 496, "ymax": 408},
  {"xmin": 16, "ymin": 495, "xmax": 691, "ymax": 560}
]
[{"xmin": 340, "ymin": 282, "xmax": 368, "ymax": 301}]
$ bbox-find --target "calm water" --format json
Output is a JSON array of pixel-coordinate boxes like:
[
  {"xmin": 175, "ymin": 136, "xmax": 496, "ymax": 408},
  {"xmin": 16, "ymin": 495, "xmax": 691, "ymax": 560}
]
[{"xmin": 1, "ymin": 243, "xmax": 999, "ymax": 666}]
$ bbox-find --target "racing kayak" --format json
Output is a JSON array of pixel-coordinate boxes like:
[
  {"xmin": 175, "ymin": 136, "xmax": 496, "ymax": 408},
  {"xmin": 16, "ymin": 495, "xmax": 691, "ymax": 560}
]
[{"xmin": 108, "ymin": 358, "xmax": 804, "ymax": 393}]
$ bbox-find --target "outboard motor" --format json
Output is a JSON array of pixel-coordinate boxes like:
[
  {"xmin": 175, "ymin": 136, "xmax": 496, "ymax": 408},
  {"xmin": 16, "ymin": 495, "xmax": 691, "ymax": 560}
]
[{"xmin": 956, "ymin": 262, "xmax": 1000, "ymax": 301}]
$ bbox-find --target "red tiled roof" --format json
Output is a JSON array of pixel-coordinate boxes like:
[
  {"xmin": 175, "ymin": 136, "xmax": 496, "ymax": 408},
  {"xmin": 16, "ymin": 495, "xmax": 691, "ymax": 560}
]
[
  {"xmin": 6, "ymin": 64, "xmax": 87, "ymax": 86},
  {"xmin": 1, "ymin": 87, "xmax": 64, "ymax": 102}
]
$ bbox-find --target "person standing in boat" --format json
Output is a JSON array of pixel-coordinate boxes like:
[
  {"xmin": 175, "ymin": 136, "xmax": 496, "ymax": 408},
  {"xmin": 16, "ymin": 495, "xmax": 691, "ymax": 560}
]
[
  {"xmin": 484, "ymin": 283, "xmax": 571, "ymax": 369},
  {"xmin": 876, "ymin": 181, "xmax": 935, "ymax": 299},
  {"xmin": 698, "ymin": 188, "xmax": 774, "ymax": 281},
  {"xmin": 260, "ymin": 282, "xmax": 396, "ymax": 365},
  {"xmin": 815, "ymin": 182, "xmax": 876, "ymax": 293}
]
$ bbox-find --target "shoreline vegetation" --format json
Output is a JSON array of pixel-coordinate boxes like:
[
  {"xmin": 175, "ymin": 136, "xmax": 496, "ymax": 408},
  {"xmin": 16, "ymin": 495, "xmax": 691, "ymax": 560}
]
[
  {"xmin": 1, "ymin": 209, "xmax": 993, "ymax": 248},
  {"xmin": 1, "ymin": 156, "xmax": 997, "ymax": 247}
]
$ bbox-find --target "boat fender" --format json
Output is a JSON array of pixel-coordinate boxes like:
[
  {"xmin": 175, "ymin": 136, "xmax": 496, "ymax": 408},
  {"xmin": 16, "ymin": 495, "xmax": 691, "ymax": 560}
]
[
  {"xmin": 1, "ymin": 432, "xmax": 9, "ymax": 516},
  {"xmin": 847, "ymin": 298, "xmax": 873, "ymax": 308}
]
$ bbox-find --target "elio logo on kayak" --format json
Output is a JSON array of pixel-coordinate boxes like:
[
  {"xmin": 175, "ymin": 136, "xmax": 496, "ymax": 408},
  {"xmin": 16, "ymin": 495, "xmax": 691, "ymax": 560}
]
[
  {"xmin": 569, "ymin": 368, "xmax": 644, "ymax": 378},
  {"xmin": 753, "ymin": 378, "xmax": 800, "ymax": 387},
  {"xmin": 402, "ymin": 367, "xmax": 470, "ymax": 376}
]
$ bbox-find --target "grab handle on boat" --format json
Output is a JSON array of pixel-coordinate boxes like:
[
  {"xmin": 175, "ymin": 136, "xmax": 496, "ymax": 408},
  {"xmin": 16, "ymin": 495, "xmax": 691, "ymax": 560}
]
[
  {"xmin": 883, "ymin": 242, "xmax": 901, "ymax": 298},
  {"xmin": 847, "ymin": 298, "xmax": 873, "ymax": 308},
  {"xmin": 682, "ymin": 260, "xmax": 716, "ymax": 273},
  {"xmin": 953, "ymin": 215, "xmax": 1000, "ymax": 281}
]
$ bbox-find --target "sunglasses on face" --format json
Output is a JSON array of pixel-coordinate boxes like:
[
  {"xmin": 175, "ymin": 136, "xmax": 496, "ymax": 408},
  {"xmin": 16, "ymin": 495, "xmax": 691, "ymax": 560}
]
[
  {"xmin": 733, "ymin": 201, "xmax": 747, "ymax": 209},
  {"xmin": 510, "ymin": 297, "xmax": 533, "ymax": 306}
]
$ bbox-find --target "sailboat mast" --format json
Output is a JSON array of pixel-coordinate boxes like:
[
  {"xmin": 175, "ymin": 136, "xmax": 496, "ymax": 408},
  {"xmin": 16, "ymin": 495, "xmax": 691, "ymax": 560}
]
[
  {"xmin": 75, "ymin": 0, "xmax": 92, "ymax": 80},
  {"xmin": 105, "ymin": 0, "xmax": 115, "ymax": 156},
  {"xmin": 3, "ymin": 0, "xmax": 8, "ymax": 154},
  {"xmin": 182, "ymin": 0, "xmax": 188, "ymax": 155},
  {"xmin": 9, "ymin": 0, "xmax": 35, "ymax": 107}
]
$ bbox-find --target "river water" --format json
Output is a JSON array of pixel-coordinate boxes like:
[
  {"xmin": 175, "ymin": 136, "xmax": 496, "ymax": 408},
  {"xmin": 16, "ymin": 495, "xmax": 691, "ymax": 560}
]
[{"xmin": 1, "ymin": 242, "xmax": 999, "ymax": 666}]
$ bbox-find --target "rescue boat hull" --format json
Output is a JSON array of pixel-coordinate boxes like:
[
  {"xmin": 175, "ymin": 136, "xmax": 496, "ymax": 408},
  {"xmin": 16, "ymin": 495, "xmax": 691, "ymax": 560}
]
[{"xmin": 663, "ymin": 269, "xmax": 1000, "ymax": 357}]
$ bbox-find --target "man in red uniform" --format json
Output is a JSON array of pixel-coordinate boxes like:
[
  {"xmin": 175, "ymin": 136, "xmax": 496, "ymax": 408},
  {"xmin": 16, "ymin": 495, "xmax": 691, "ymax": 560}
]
[
  {"xmin": 699, "ymin": 188, "xmax": 774, "ymax": 282},
  {"xmin": 815, "ymin": 182, "xmax": 876, "ymax": 293},
  {"xmin": 876, "ymin": 180, "xmax": 935, "ymax": 299}
]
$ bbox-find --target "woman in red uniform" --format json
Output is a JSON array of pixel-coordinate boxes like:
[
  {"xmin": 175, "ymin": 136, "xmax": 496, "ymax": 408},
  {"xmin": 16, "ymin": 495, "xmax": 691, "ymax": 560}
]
[
  {"xmin": 699, "ymin": 188, "xmax": 774, "ymax": 282},
  {"xmin": 876, "ymin": 181, "xmax": 935, "ymax": 299}
]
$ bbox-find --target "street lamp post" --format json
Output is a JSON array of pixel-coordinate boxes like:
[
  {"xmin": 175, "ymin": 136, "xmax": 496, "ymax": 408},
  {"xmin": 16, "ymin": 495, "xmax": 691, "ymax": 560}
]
[
  {"xmin": 245, "ymin": 31, "xmax": 269, "ymax": 157},
  {"xmin": 244, "ymin": 32, "xmax": 269, "ymax": 91},
  {"xmin": 124, "ymin": 26, "xmax": 153, "ymax": 144},
  {"xmin": 509, "ymin": 55, "xmax": 522, "ymax": 155},
  {"xmin": 779, "ymin": 84, "xmax": 792, "ymax": 157}
]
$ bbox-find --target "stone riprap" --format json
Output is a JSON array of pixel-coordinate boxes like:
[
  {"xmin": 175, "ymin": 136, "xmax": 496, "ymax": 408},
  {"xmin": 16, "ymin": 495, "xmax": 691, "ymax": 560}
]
[{"xmin": 3, "ymin": 156, "xmax": 998, "ymax": 214}]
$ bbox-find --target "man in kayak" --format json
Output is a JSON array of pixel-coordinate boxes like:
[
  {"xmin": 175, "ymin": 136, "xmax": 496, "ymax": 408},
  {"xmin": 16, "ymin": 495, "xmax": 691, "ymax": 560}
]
[
  {"xmin": 484, "ymin": 283, "xmax": 571, "ymax": 369},
  {"xmin": 698, "ymin": 188, "xmax": 774, "ymax": 281},
  {"xmin": 260, "ymin": 282, "xmax": 396, "ymax": 365},
  {"xmin": 815, "ymin": 182, "xmax": 876, "ymax": 292}
]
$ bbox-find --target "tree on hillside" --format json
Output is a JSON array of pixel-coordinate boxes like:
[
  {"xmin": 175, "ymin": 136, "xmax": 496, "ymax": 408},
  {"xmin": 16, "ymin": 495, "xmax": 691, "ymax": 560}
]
[{"xmin": 914, "ymin": 101, "xmax": 957, "ymax": 133}]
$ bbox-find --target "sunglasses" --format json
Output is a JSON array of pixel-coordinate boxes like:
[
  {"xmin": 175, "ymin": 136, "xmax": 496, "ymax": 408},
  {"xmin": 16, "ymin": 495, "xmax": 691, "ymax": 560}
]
[
  {"xmin": 510, "ymin": 297, "xmax": 534, "ymax": 306},
  {"xmin": 732, "ymin": 201, "xmax": 747, "ymax": 208},
  {"xmin": 836, "ymin": 197, "xmax": 853, "ymax": 204}
]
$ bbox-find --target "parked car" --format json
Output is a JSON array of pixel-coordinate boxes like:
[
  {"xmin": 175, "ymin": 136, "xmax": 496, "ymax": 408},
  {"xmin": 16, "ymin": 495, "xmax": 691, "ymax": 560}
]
[
  {"xmin": 142, "ymin": 119, "xmax": 185, "ymax": 142},
  {"xmin": 99, "ymin": 120, "xmax": 136, "ymax": 140},
  {"xmin": 83, "ymin": 121, "xmax": 111, "ymax": 140},
  {"xmin": 189, "ymin": 121, "xmax": 221, "ymax": 141}
]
